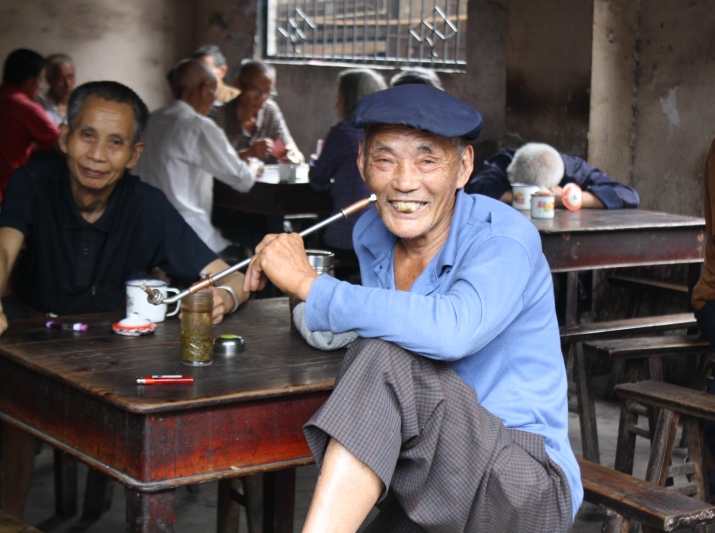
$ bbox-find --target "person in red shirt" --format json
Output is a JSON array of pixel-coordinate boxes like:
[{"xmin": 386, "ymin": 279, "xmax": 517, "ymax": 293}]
[{"xmin": 0, "ymin": 49, "xmax": 59, "ymax": 202}]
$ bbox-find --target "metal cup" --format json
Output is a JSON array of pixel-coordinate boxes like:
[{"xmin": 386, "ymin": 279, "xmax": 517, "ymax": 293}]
[{"xmin": 290, "ymin": 250, "xmax": 335, "ymax": 329}]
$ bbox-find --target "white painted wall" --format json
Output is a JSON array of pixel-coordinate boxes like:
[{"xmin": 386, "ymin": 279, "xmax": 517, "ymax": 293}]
[{"xmin": 0, "ymin": 0, "xmax": 196, "ymax": 111}]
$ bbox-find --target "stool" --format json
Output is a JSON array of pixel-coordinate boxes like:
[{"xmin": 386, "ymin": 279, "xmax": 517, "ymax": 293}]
[
  {"xmin": 614, "ymin": 381, "xmax": 715, "ymax": 532},
  {"xmin": 559, "ymin": 312, "xmax": 698, "ymax": 465}
]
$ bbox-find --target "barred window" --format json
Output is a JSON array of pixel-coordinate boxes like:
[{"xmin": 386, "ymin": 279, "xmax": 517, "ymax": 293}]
[{"xmin": 265, "ymin": 0, "xmax": 467, "ymax": 69}]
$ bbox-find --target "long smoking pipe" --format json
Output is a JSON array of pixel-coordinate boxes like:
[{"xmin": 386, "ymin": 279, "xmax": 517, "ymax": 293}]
[{"xmin": 143, "ymin": 194, "xmax": 377, "ymax": 306}]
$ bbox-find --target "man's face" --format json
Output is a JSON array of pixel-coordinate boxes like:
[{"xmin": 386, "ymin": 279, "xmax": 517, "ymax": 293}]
[
  {"xmin": 358, "ymin": 125, "xmax": 473, "ymax": 245},
  {"xmin": 48, "ymin": 62, "xmax": 76, "ymax": 102},
  {"xmin": 237, "ymin": 71, "xmax": 274, "ymax": 115},
  {"xmin": 198, "ymin": 54, "xmax": 227, "ymax": 83},
  {"xmin": 59, "ymin": 95, "xmax": 144, "ymax": 198},
  {"xmin": 196, "ymin": 79, "xmax": 218, "ymax": 115}
]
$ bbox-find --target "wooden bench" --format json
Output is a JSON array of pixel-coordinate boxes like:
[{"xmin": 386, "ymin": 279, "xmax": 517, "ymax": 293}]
[
  {"xmin": 559, "ymin": 313, "xmax": 697, "ymax": 464},
  {"xmin": 579, "ymin": 457, "xmax": 715, "ymax": 532},
  {"xmin": 614, "ymin": 380, "xmax": 715, "ymax": 518},
  {"xmin": 0, "ymin": 511, "xmax": 42, "ymax": 533},
  {"xmin": 608, "ymin": 275, "xmax": 689, "ymax": 317}
]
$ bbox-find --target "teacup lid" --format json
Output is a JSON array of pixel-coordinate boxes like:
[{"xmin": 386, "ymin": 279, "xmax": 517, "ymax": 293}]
[{"xmin": 112, "ymin": 313, "xmax": 158, "ymax": 336}]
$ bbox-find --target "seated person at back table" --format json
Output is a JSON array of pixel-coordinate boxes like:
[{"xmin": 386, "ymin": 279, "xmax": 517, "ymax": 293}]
[
  {"xmin": 309, "ymin": 68, "xmax": 386, "ymax": 272},
  {"xmin": 390, "ymin": 67, "xmax": 443, "ymax": 89},
  {"xmin": 193, "ymin": 44, "xmax": 240, "ymax": 105},
  {"xmin": 244, "ymin": 84, "xmax": 582, "ymax": 532},
  {"xmin": 464, "ymin": 142, "xmax": 640, "ymax": 209},
  {"xmin": 210, "ymin": 59, "xmax": 303, "ymax": 164},
  {"xmin": 134, "ymin": 59, "xmax": 256, "ymax": 260},
  {"xmin": 0, "ymin": 80, "xmax": 248, "ymax": 520},
  {"xmin": 36, "ymin": 53, "xmax": 76, "ymax": 125},
  {"xmin": 0, "ymin": 48, "xmax": 60, "ymax": 202}
]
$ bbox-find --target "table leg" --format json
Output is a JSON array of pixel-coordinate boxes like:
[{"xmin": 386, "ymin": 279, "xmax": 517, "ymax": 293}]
[
  {"xmin": 564, "ymin": 271, "xmax": 579, "ymax": 328},
  {"xmin": 263, "ymin": 468, "xmax": 296, "ymax": 533},
  {"xmin": 53, "ymin": 449, "xmax": 77, "ymax": 517},
  {"xmin": 573, "ymin": 342, "xmax": 600, "ymax": 463},
  {"xmin": 125, "ymin": 487, "xmax": 176, "ymax": 533}
]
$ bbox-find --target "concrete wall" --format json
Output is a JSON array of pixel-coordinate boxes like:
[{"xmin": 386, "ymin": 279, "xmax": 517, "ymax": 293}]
[
  {"xmin": 505, "ymin": 0, "xmax": 594, "ymax": 157},
  {"xmin": 588, "ymin": 0, "xmax": 639, "ymax": 183},
  {"xmin": 630, "ymin": 0, "xmax": 715, "ymax": 216},
  {"xmin": 0, "ymin": 0, "xmax": 196, "ymax": 111}
]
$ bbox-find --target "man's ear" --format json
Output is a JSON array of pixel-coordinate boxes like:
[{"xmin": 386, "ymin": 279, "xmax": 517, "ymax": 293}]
[
  {"xmin": 58, "ymin": 123, "xmax": 70, "ymax": 154},
  {"xmin": 456, "ymin": 144, "xmax": 475, "ymax": 189},
  {"xmin": 357, "ymin": 140, "xmax": 366, "ymax": 184},
  {"xmin": 126, "ymin": 142, "xmax": 145, "ymax": 170},
  {"xmin": 218, "ymin": 65, "xmax": 228, "ymax": 80}
]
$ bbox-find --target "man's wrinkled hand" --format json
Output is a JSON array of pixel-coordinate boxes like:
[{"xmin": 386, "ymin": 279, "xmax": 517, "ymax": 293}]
[
  {"xmin": 549, "ymin": 185, "xmax": 564, "ymax": 208},
  {"xmin": 250, "ymin": 138, "xmax": 274, "ymax": 161},
  {"xmin": 243, "ymin": 233, "xmax": 319, "ymax": 300},
  {"xmin": 208, "ymin": 285, "xmax": 228, "ymax": 324}
]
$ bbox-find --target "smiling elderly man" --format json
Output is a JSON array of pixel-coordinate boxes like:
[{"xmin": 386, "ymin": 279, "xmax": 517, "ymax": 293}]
[
  {"xmin": 243, "ymin": 85, "xmax": 582, "ymax": 532},
  {"xmin": 0, "ymin": 80, "xmax": 247, "ymax": 519}
]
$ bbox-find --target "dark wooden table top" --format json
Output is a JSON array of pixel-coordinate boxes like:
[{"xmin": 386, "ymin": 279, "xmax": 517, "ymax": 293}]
[
  {"xmin": 0, "ymin": 298, "xmax": 345, "ymax": 415},
  {"xmin": 531, "ymin": 208, "xmax": 705, "ymax": 234},
  {"xmin": 533, "ymin": 209, "xmax": 706, "ymax": 272}
]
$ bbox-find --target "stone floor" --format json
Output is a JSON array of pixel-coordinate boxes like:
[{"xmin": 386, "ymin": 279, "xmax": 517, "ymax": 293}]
[{"xmin": 14, "ymin": 376, "xmax": 702, "ymax": 532}]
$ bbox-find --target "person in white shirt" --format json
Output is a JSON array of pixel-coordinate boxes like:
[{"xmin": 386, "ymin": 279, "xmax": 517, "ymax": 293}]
[{"xmin": 133, "ymin": 59, "xmax": 256, "ymax": 259}]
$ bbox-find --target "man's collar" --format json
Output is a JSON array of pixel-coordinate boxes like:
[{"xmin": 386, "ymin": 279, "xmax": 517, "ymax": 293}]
[{"xmin": 62, "ymin": 167, "xmax": 128, "ymax": 232}]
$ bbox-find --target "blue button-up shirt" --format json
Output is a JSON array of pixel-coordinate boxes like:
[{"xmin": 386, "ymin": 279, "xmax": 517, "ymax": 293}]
[{"xmin": 306, "ymin": 190, "xmax": 583, "ymax": 517}]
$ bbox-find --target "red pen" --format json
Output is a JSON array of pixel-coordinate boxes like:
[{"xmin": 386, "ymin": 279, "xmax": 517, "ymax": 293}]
[{"xmin": 136, "ymin": 375, "xmax": 194, "ymax": 385}]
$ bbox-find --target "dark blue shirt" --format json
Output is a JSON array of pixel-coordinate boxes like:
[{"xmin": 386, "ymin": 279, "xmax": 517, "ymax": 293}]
[
  {"xmin": 464, "ymin": 148, "xmax": 640, "ymax": 209},
  {"xmin": 0, "ymin": 160, "xmax": 216, "ymax": 315},
  {"xmin": 309, "ymin": 117, "xmax": 372, "ymax": 250}
]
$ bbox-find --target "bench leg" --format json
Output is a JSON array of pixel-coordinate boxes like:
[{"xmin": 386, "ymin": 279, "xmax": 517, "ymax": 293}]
[
  {"xmin": 217, "ymin": 474, "xmax": 263, "ymax": 533},
  {"xmin": 645, "ymin": 408, "xmax": 680, "ymax": 486},
  {"xmin": 602, "ymin": 509, "xmax": 629, "ymax": 533},
  {"xmin": 615, "ymin": 399, "xmax": 639, "ymax": 475},
  {"xmin": 573, "ymin": 342, "xmax": 600, "ymax": 463}
]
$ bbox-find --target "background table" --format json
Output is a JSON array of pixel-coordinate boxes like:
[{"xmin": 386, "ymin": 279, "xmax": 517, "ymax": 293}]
[
  {"xmin": 532, "ymin": 209, "xmax": 706, "ymax": 326},
  {"xmin": 0, "ymin": 299, "xmax": 344, "ymax": 533}
]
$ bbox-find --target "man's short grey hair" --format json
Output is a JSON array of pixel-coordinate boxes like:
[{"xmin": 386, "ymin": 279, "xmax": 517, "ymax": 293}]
[
  {"xmin": 193, "ymin": 44, "xmax": 227, "ymax": 68},
  {"xmin": 45, "ymin": 54, "xmax": 73, "ymax": 78},
  {"xmin": 506, "ymin": 142, "xmax": 564, "ymax": 189},
  {"xmin": 171, "ymin": 58, "xmax": 216, "ymax": 98},
  {"xmin": 67, "ymin": 81, "xmax": 149, "ymax": 143},
  {"xmin": 390, "ymin": 68, "xmax": 443, "ymax": 90},
  {"xmin": 238, "ymin": 60, "xmax": 276, "ymax": 83},
  {"xmin": 337, "ymin": 68, "xmax": 387, "ymax": 118}
]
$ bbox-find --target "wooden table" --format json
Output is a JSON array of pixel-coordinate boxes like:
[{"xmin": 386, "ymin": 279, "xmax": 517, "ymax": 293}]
[
  {"xmin": 213, "ymin": 170, "xmax": 332, "ymax": 232},
  {"xmin": 532, "ymin": 208, "xmax": 705, "ymax": 326},
  {"xmin": 0, "ymin": 299, "xmax": 344, "ymax": 533}
]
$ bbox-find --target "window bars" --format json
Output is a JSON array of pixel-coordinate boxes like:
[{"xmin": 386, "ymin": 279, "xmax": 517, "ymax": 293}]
[{"xmin": 265, "ymin": 0, "xmax": 467, "ymax": 68}]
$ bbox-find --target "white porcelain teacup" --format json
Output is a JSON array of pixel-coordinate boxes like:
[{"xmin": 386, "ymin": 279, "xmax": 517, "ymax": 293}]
[
  {"xmin": 125, "ymin": 279, "xmax": 180, "ymax": 323},
  {"xmin": 278, "ymin": 162, "xmax": 297, "ymax": 182},
  {"xmin": 511, "ymin": 183, "xmax": 541, "ymax": 211}
]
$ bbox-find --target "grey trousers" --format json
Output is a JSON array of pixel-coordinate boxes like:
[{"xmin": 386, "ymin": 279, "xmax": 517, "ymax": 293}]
[{"xmin": 303, "ymin": 338, "xmax": 574, "ymax": 533}]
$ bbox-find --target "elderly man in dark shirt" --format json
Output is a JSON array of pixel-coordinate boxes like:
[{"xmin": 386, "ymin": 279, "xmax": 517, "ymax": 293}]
[
  {"xmin": 465, "ymin": 142, "xmax": 640, "ymax": 209},
  {"xmin": 0, "ymin": 81, "xmax": 248, "ymax": 519}
]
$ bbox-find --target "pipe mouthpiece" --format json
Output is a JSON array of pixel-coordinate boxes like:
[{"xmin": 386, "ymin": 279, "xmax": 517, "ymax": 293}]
[{"xmin": 142, "ymin": 283, "xmax": 165, "ymax": 305}]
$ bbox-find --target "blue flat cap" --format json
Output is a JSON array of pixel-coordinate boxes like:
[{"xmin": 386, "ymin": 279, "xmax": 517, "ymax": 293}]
[{"xmin": 354, "ymin": 84, "xmax": 482, "ymax": 141}]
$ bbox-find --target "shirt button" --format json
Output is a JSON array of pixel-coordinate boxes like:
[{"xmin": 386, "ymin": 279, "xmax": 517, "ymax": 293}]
[{"xmin": 81, "ymin": 248, "xmax": 90, "ymax": 256}]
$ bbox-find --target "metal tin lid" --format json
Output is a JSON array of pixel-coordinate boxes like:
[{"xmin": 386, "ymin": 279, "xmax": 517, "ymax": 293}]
[{"xmin": 213, "ymin": 334, "xmax": 245, "ymax": 356}]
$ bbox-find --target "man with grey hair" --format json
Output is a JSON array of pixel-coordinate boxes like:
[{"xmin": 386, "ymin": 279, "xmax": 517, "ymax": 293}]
[
  {"xmin": 134, "ymin": 59, "xmax": 257, "ymax": 260},
  {"xmin": 37, "ymin": 53, "xmax": 75, "ymax": 125},
  {"xmin": 193, "ymin": 44, "xmax": 240, "ymax": 104},
  {"xmin": 465, "ymin": 142, "xmax": 640, "ymax": 209},
  {"xmin": 211, "ymin": 59, "xmax": 303, "ymax": 163}
]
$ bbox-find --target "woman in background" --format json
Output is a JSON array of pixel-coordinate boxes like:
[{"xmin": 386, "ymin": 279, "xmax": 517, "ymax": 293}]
[{"xmin": 309, "ymin": 69, "xmax": 386, "ymax": 280}]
